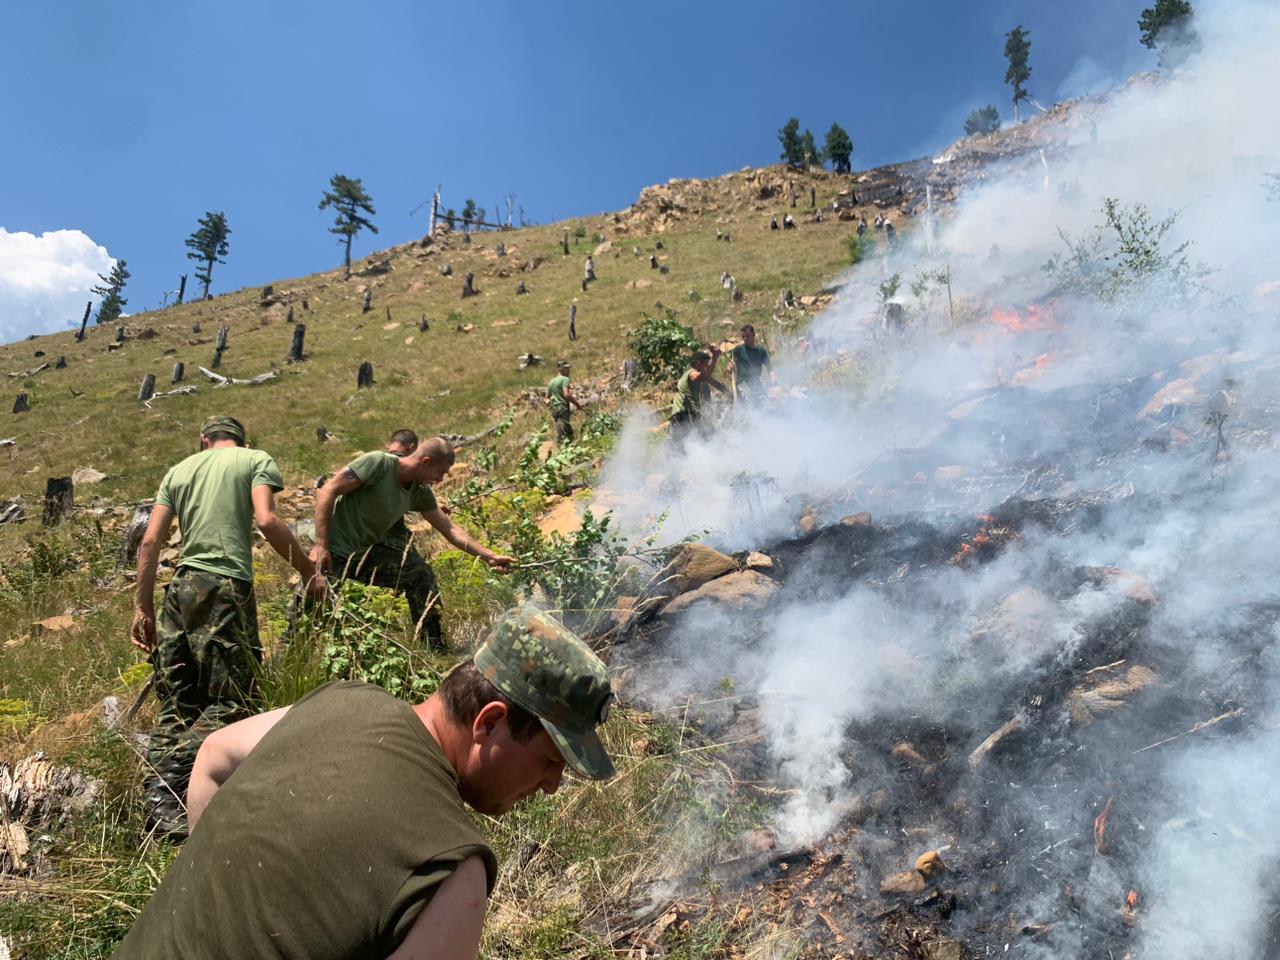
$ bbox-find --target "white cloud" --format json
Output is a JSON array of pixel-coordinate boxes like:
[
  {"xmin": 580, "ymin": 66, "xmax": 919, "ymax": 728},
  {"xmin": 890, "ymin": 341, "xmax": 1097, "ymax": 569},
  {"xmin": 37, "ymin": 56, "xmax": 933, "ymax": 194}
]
[{"xmin": 0, "ymin": 227, "xmax": 115, "ymax": 343}]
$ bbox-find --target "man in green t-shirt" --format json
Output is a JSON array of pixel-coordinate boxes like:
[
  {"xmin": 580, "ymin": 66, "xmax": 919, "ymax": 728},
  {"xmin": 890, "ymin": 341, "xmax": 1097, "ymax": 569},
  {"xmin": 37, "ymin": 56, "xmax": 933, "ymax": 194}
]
[
  {"xmin": 311, "ymin": 436, "xmax": 515, "ymax": 645},
  {"xmin": 546, "ymin": 359, "xmax": 585, "ymax": 444},
  {"xmin": 114, "ymin": 606, "xmax": 616, "ymax": 960},
  {"xmin": 130, "ymin": 415, "xmax": 327, "ymax": 835},
  {"xmin": 727, "ymin": 323, "xmax": 774, "ymax": 404},
  {"xmin": 668, "ymin": 345, "xmax": 728, "ymax": 444}
]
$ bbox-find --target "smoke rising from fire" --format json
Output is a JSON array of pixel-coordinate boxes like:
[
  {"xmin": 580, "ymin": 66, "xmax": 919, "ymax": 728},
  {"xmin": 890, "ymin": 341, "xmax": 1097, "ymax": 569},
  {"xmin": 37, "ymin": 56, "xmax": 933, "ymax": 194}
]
[{"xmin": 602, "ymin": 1, "xmax": 1280, "ymax": 954}]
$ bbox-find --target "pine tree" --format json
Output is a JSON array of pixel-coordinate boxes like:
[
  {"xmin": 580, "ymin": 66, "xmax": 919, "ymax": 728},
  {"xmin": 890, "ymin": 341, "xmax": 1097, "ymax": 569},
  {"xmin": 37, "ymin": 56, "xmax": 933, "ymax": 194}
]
[
  {"xmin": 800, "ymin": 129, "xmax": 819, "ymax": 168},
  {"xmin": 1138, "ymin": 0, "xmax": 1200, "ymax": 68},
  {"xmin": 824, "ymin": 123, "xmax": 853, "ymax": 173},
  {"xmin": 461, "ymin": 198, "xmax": 478, "ymax": 232},
  {"xmin": 778, "ymin": 118, "xmax": 804, "ymax": 168},
  {"xmin": 91, "ymin": 259, "xmax": 130, "ymax": 325},
  {"xmin": 184, "ymin": 212, "xmax": 231, "ymax": 300},
  {"xmin": 964, "ymin": 105, "xmax": 1002, "ymax": 136},
  {"xmin": 1003, "ymin": 26, "xmax": 1032, "ymax": 123},
  {"xmin": 319, "ymin": 174, "xmax": 379, "ymax": 280}
]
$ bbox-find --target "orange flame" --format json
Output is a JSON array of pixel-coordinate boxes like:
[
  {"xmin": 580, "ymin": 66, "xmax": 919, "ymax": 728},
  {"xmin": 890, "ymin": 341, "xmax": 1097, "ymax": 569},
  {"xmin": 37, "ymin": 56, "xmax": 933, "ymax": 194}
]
[
  {"xmin": 1093, "ymin": 795, "xmax": 1114, "ymax": 855},
  {"xmin": 1126, "ymin": 889, "xmax": 1139, "ymax": 908},
  {"xmin": 991, "ymin": 304, "xmax": 1058, "ymax": 333}
]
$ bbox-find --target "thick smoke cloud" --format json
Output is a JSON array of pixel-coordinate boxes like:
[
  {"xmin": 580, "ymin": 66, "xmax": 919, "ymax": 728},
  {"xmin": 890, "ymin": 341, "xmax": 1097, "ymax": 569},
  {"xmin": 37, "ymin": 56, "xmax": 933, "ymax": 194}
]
[{"xmin": 604, "ymin": 0, "xmax": 1280, "ymax": 954}]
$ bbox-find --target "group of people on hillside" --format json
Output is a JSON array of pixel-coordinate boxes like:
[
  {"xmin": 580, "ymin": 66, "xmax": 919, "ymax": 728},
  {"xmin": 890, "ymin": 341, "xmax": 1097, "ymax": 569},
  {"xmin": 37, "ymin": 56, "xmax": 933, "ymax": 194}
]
[{"xmin": 121, "ymin": 414, "xmax": 615, "ymax": 958}]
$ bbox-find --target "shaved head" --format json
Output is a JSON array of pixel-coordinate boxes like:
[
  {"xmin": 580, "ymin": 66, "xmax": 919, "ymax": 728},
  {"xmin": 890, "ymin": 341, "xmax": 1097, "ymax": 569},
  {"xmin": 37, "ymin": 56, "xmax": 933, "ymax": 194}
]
[{"xmin": 420, "ymin": 437, "xmax": 456, "ymax": 465}]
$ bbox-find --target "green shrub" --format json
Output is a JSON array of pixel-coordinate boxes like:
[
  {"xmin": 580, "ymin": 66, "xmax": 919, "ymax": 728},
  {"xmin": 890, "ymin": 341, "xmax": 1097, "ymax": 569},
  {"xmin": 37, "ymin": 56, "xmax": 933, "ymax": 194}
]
[
  {"xmin": 846, "ymin": 232, "xmax": 875, "ymax": 265},
  {"xmin": 628, "ymin": 310, "xmax": 700, "ymax": 384}
]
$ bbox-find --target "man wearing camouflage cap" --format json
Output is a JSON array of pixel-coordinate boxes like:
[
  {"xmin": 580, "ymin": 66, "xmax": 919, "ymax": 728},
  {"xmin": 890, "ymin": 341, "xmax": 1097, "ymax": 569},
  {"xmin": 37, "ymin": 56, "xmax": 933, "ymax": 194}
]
[
  {"xmin": 130, "ymin": 415, "xmax": 327, "ymax": 835},
  {"xmin": 115, "ymin": 606, "xmax": 615, "ymax": 959},
  {"xmin": 546, "ymin": 359, "xmax": 585, "ymax": 445}
]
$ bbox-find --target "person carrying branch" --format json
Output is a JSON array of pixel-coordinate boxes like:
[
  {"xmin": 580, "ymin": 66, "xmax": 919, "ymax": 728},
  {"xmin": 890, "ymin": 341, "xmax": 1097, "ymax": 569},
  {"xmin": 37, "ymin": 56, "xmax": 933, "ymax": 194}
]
[
  {"xmin": 668, "ymin": 346, "xmax": 728, "ymax": 444},
  {"xmin": 130, "ymin": 415, "xmax": 327, "ymax": 836},
  {"xmin": 546, "ymin": 360, "xmax": 585, "ymax": 445},
  {"xmin": 114, "ymin": 605, "xmax": 617, "ymax": 960},
  {"xmin": 310, "ymin": 436, "xmax": 515, "ymax": 647}
]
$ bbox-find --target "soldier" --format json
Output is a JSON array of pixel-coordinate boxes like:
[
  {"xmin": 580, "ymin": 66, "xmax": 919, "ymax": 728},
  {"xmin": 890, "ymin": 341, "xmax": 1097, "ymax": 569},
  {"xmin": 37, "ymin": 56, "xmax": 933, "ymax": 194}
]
[
  {"xmin": 310, "ymin": 437, "xmax": 515, "ymax": 647},
  {"xmin": 115, "ymin": 606, "xmax": 616, "ymax": 959},
  {"xmin": 130, "ymin": 415, "xmax": 326, "ymax": 835},
  {"xmin": 668, "ymin": 347, "xmax": 728, "ymax": 444},
  {"xmin": 727, "ymin": 324, "xmax": 774, "ymax": 404},
  {"xmin": 547, "ymin": 360, "xmax": 585, "ymax": 445}
]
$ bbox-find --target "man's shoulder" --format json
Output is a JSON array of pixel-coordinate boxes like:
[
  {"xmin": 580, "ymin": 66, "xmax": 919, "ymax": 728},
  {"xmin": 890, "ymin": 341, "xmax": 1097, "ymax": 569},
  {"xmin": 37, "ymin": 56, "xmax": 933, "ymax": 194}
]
[{"xmin": 348, "ymin": 449, "xmax": 394, "ymax": 483}]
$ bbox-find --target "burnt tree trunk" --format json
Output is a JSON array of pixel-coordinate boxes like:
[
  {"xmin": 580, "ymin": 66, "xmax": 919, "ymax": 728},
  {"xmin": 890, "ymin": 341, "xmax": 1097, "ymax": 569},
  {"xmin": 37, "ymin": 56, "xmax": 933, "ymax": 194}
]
[
  {"xmin": 562, "ymin": 229, "xmax": 570, "ymax": 256},
  {"xmin": 289, "ymin": 324, "xmax": 307, "ymax": 363},
  {"xmin": 212, "ymin": 347, "xmax": 224, "ymax": 369},
  {"xmin": 569, "ymin": 304, "xmax": 577, "ymax": 341},
  {"xmin": 75, "ymin": 301, "xmax": 91, "ymax": 342},
  {"xmin": 357, "ymin": 362, "xmax": 375, "ymax": 389},
  {"xmin": 419, "ymin": 316, "xmax": 430, "ymax": 332},
  {"xmin": 115, "ymin": 326, "xmax": 125, "ymax": 344},
  {"xmin": 118, "ymin": 503, "xmax": 154, "ymax": 565},
  {"xmin": 496, "ymin": 242, "xmax": 505, "ymax": 257},
  {"xmin": 137, "ymin": 374, "xmax": 156, "ymax": 402},
  {"xmin": 176, "ymin": 274, "xmax": 187, "ymax": 305},
  {"xmin": 215, "ymin": 325, "xmax": 228, "ymax": 351},
  {"xmin": 13, "ymin": 393, "xmax": 30, "ymax": 414},
  {"xmin": 55, "ymin": 356, "xmax": 66, "ymax": 369},
  {"xmin": 461, "ymin": 273, "xmax": 477, "ymax": 298},
  {"xmin": 42, "ymin": 477, "xmax": 73, "ymax": 526},
  {"xmin": 361, "ymin": 290, "xmax": 372, "ymax": 313},
  {"xmin": 171, "ymin": 362, "xmax": 185, "ymax": 384},
  {"xmin": 286, "ymin": 306, "xmax": 294, "ymax": 323}
]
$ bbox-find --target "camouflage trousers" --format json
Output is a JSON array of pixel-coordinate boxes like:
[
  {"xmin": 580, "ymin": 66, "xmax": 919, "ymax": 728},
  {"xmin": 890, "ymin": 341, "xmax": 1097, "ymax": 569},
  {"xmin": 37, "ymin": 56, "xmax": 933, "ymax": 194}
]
[
  {"xmin": 551, "ymin": 407, "xmax": 574, "ymax": 444},
  {"xmin": 145, "ymin": 567, "xmax": 260, "ymax": 831},
  {"xmin": 333, "ymin": 541, "xmax": 444, "ymax": 649}
]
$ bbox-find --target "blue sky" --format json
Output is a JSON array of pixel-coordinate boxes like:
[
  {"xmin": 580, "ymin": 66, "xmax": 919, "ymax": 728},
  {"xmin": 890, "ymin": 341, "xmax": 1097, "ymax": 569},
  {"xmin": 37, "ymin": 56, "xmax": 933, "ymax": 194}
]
[{"xmin": 0, "ymin": 0, "xmax": 1154, "ymax": 340}]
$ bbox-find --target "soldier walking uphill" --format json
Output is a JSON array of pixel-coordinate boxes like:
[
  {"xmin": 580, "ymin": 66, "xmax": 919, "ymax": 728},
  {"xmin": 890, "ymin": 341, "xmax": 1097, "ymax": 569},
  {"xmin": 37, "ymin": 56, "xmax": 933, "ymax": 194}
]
[
  {"xmin": 727, "ymin": 323, "xmax": 774, "ymax": 405},
  {"xmin": 130, "ymin": 416, "xmax": 327, "ymax": 836},
  {"xmin": 547, "ymin": 360, "xmax": 585, "ymax": 444},
  {"xmin": 668, "ymin": 346, "xmax": 729, "ymax": 444},
  {"xmin": 311, "ymin": 437, "xmax": 516, "ymax": 648}
]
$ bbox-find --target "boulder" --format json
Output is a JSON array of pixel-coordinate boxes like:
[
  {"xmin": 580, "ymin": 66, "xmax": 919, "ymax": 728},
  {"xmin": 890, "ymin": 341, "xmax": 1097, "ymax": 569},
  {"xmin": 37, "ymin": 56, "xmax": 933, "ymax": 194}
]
[
  {"xmin": 71, "ymin": 466, "xmax": 106, "ymax": 485},
  {"xmin": 661, "ymin": 570, "xmax": 777, "ymax": 618},
  {"xmin": 657, "ymin": 543, "xmax": 737, "ymax": 594},
  {"xmin": 745, "ymin": 551, "xmax": 774, "ymax": 571}
]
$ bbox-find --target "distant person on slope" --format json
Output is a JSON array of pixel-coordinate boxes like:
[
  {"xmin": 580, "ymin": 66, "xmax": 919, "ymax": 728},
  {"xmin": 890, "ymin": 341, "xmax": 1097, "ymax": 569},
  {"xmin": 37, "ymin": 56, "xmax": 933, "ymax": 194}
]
[
  {"xmin": 310, "ymin": 436, "xmax": 515, "ymax": 648},
  {"xmin": 547, "ymin": 360, "xmax": 586, "ymax": 445},
  {"xmin": 130, "ymin": 415, "xmax": 327, "ymax": 836}
]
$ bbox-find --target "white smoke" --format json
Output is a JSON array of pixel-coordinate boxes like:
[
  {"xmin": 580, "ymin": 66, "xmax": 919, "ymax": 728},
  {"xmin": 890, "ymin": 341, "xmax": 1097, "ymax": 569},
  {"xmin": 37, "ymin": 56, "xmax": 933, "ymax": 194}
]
[{"xmin": 604, "ymin": 0, "xmax": 1280, "ymax": 954}]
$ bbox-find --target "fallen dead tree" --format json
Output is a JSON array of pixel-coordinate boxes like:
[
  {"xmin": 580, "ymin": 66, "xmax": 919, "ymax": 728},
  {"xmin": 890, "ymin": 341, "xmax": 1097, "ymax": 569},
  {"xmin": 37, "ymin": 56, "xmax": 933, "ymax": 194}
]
[{"xmin": 198, "ymin": 366, "xmax": 278, "ymax": 387}]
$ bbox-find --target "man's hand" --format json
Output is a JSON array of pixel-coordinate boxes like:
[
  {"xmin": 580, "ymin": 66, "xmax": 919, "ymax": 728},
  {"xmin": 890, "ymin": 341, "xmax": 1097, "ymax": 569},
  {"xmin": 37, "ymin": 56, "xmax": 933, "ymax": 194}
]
[
  {"xmin": 304, "ymin": 571, "xmax": 331, "ymax": 602},
  {"xmin": 484, "ymin": 553, "xmax": 517, "ymax": 574},
  {"xmin": 131, "ymin": 607, "xmax": 156, "ymax": 653},
  {"xmin": 309, "ymin": 544, "xmax": 331, "ymax": 572}
]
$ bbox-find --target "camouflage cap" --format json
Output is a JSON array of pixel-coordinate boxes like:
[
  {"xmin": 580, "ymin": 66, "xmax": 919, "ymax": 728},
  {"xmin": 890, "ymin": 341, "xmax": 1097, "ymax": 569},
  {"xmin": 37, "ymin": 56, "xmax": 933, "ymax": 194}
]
[
  {"xmin": 200, "ymin": 415, "xmax": 246, "ymax": 443},
  {"xmin": 474, "ymin": 606, "xmax": 615, "ymax": 780}
]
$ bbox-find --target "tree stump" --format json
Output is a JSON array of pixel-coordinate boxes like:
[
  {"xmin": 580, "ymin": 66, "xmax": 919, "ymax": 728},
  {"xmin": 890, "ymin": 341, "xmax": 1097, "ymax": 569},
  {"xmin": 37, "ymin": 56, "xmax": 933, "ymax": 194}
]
[
  {"xmin": 55, "ymin": 356, "xmax": 66, "ymax": 369},
  {"xmin": 177, "ymin": 274, "xmax": 188, "ymax": 305},
  {"xmin": 212, "ymin": 346, "xmax": 224, "ymax": 369},
  {"xmin": 441, "ymin": 264, "xmax": 453, "ymax": 277},
  {"xmin": 286, "ymin": 306, "xmax": 294, "ymax": 323},
  {"xmin": 302, "ymin": 299, "xmax": 310, "ymax": 312},
  {"xmin": 461, "ymin": 272, "xmax": 478, "ymax": 298},
  {"xmin": 732, "ymin": 285, "xmax": 743, "ymax": 302},
  {"xmin": 659, "ymin": 264, "xmax": 670, "ymax": 275},
  {"xmin": 115, "ymin": 326, "xmax": 125, "ymax": 343},
  {"xmin": 649, "ymin": 255, "xmax": 658, "ymax": 269},
  {"xmin": 569, "ymin": 303, "xmax": 577, "ymax": 342},
  {"xmin": 42, "ymin": 477, "xmax": 73, "ymax": 526},
  {"xmin": 655, "ymin": 241, "xmax": 665, "ymax": 250},
  {"xmin": 289, "ymin": 324, "xmax": 307, "ymax": 363},
  {"xmin": 562, "ymin": 229, "xmax": 570, "ymax": 256},
  {"xmin": 385, "ymin": 306, "xmax": 392, "ymax": 322},
  {"xmin": 496, "ymin": 242, "xmax": 506, "ymax": 257},
  {"xmin": 215, "ymin": 325, "xmax": 229, "ymax": 351},
  {"xmin": 361, "ymin": 290, "xmax": 372, "ymax": 313},
  {"xmin": 171, "ymin": 362, "xmax": 185, "ymax": 384},
  {"xmin": 357, "ymin": 362, "xmax": 375, "ymax": 389},
  {"xmin": 810, "ymin": 186, "xmax": 816, "ymax": 207},
  {"xmin": 192, "ymin": 321, "xmax": 201, "ymax": 334},
  {"xmin": 137, "ymin": 374, "xmax": 156, "ymax": 402},
  {"xmin": 419, "ymin": 316, "xmax": 430, "ymax": 332},
  {"xmin": 515, "ymin": 281, "xmax": 528, "ymax": 295},
  {"xmin": 118, "ymin": 503, "xmax": 153, "ymax": 565},
  {"xmin": 13, "ymin": 393, "xmax": 30, "ymax": 414},
  {"xmin": 75, "ymin": 301, "xmax": 91, "ymax": 342},
  {"xmin": 261, "ymin": 285, "xmax": 274, "ymax": 299}
]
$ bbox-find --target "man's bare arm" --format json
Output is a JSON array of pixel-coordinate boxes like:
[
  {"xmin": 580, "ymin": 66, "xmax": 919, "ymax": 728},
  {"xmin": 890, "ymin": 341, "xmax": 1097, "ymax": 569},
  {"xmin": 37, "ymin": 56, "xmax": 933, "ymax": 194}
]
[
  {"xmin": 131, "ymin": 504, "xmax": 176, "ymax": 653},
  {"xmin": 422, "ymin": 508, "xmax": 515, "ymax": 572},
  {"xmin": 187, "ymin": 705, "xmax": 291, "ymax": 830},
  {"xmin": 311, "ymin": 467, "xmax": 363, "ymax": 570},
  {"xmin": 386, "ymin": 855, "xmax": 487, "ymax": 960},
  {"xmin": 252, "ymin": 486, "xmax": 327, "ymax": 598}
]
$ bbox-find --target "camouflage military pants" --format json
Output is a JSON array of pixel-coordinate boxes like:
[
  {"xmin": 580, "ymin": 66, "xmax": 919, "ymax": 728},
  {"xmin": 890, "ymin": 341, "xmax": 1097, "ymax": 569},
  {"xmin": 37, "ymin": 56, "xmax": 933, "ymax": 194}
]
[
  {"xmin": 552, "ymin": 407, "xmax": 574, "ymax": 444},
  {"xmin": 333, "ymin": 542, "xmax": 444, "ymax": 649},
  {"xmin": 145, "ymin": 567, "xmax": 260, "ymax": 829}
]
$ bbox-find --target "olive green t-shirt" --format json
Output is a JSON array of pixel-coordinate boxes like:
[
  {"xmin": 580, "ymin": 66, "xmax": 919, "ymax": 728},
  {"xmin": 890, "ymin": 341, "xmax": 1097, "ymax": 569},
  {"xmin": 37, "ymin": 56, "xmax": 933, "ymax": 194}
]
[
  {"xmin": 329, "ymin": 451, "xmax": 438, "ymax": 559},
  {"xmin": 155, "ymin": 446, "xmax": 284, "ymax": 582},
  {"xmin": 671, "ymin": 369, "xmax": 711, "ymax": 418},
  {"xmin": 114, "ymin": 681, "xmax": 497, "ymax": 960},
  {"xmin": 730, "ymin": 343, "xmax": 770, "ymax": 385},
  {"xmin": 547, "ymin": 374, "xmax": 571, "ymax": 413}
]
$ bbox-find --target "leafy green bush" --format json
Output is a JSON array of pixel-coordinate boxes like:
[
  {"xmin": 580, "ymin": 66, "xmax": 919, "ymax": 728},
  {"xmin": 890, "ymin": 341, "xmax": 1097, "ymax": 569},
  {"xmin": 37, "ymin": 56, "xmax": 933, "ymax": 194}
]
[
  {"xmin": 846, "ymin": 233, "xmax": 875, "ymax": 265},
  {"xmin": 628, "ymin": 310, "xmax": 700, "ymax": 384}
]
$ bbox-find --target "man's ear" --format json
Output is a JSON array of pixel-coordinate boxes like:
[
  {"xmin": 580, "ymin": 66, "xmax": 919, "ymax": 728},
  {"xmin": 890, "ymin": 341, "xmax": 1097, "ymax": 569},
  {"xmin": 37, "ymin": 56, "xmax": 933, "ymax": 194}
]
[
  {"xmin": 472, "ymin": 701, "xmax": 509, "ymax": 745},
  {"xmin": 199, "ymin": 436, "xmax": 211, "ymax": 451}
]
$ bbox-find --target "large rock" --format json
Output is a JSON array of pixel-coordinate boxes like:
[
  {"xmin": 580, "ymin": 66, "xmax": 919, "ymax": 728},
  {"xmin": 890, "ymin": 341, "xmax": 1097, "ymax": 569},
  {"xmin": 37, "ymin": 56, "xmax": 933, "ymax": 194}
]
[
  {"xmin": 657, "ymin": 543, "xmax": 737, "ymax": 594},
  {"xmin": 661, "ymin": 570, "xmax": 778, "ymax": 618}
]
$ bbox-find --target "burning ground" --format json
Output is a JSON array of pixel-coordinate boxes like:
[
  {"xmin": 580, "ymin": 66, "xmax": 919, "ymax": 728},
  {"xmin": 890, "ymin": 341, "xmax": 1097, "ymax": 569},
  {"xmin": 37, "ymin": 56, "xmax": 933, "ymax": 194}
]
[{"xmin": 592, "ymin": 5, "xmax": 1280, "ymax": 957}]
